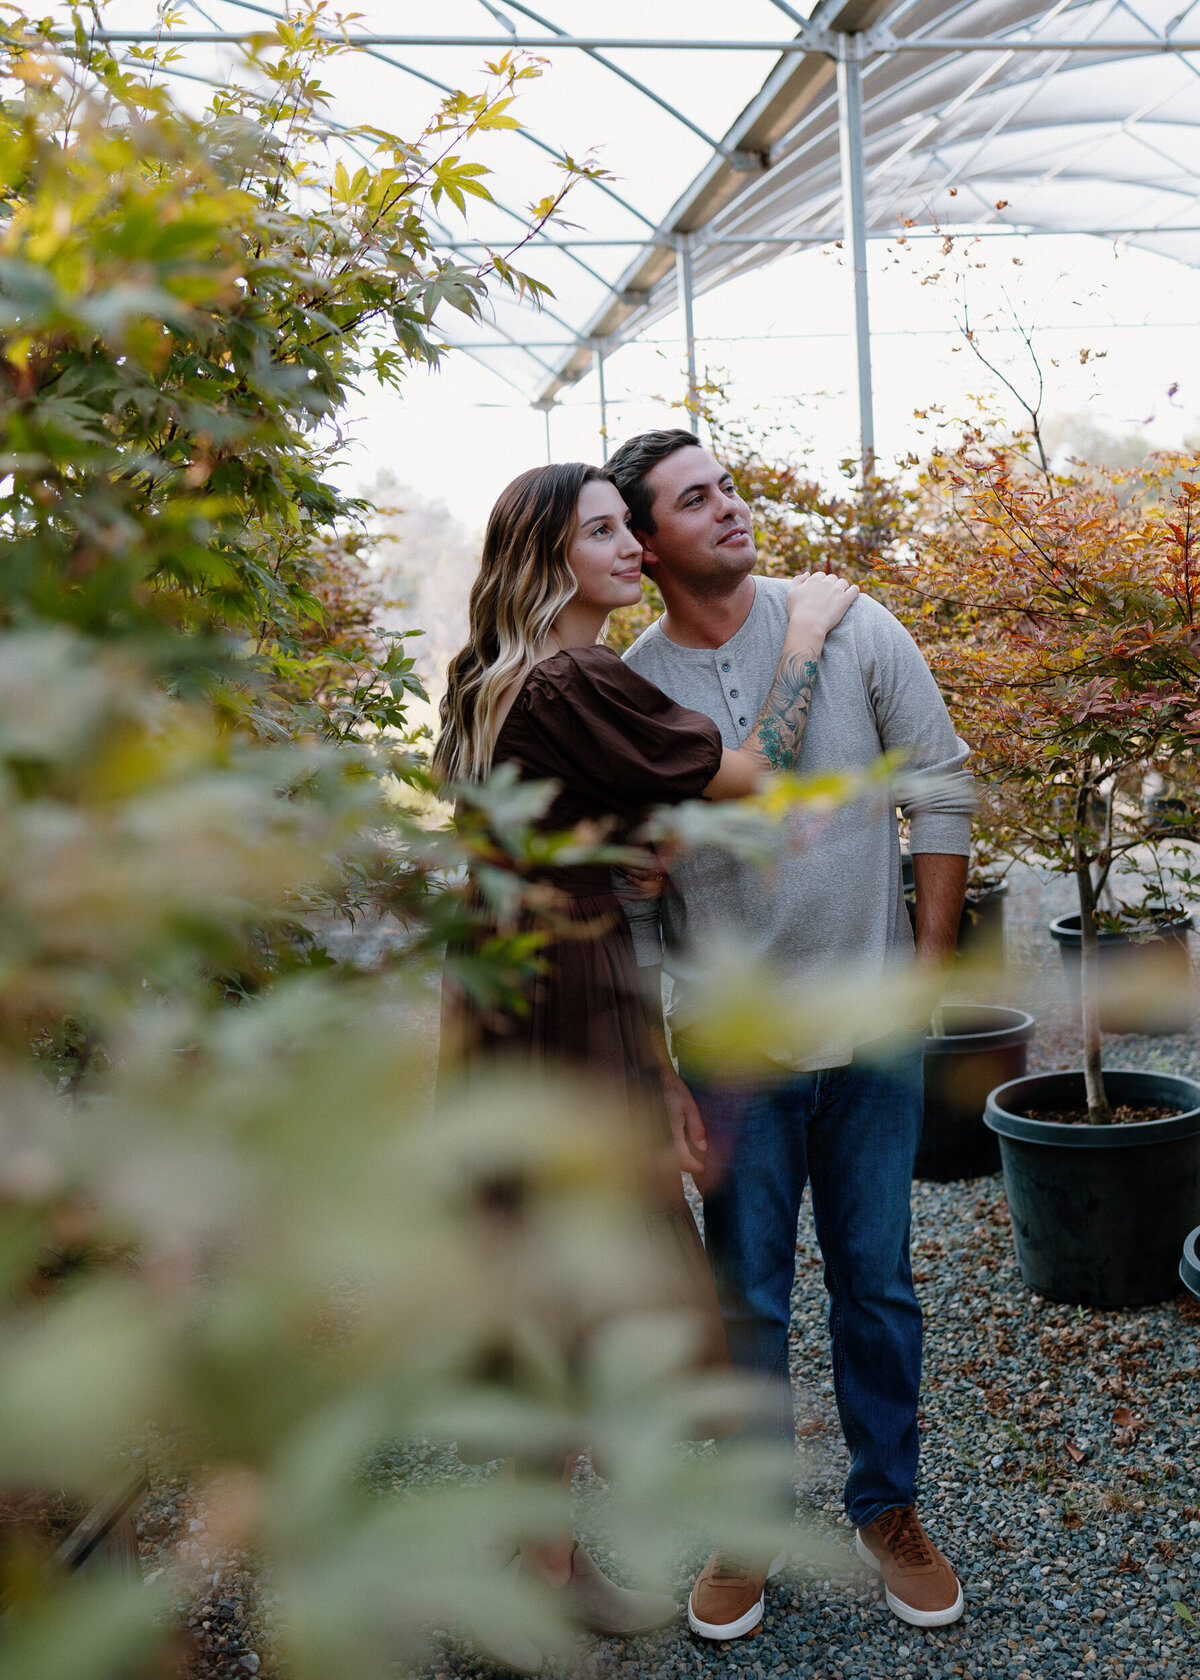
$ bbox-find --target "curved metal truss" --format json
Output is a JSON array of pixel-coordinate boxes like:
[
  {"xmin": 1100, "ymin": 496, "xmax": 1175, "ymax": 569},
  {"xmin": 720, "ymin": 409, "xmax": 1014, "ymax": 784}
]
[{"xmin": 75, "ymin": 0, "xmax": 1200, "ymax": 465}]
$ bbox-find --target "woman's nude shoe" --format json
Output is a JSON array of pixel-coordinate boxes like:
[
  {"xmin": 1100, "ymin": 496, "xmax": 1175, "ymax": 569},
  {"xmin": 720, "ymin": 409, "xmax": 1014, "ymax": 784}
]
[
  {"xmin": 560, "ymin": 1545, "xmax": 678, "ymax": 1635},
  {"xmin": 468, "ymin": 1553, "xmax": 545, "ymax": 1675},
  {"xmin": 469, "ymin": 1624, "xmax": 544, "ymax": 1677}
]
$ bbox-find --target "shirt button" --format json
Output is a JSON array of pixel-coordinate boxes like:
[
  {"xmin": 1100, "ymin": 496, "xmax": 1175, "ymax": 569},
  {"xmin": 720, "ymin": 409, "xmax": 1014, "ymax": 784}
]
[
  {"xmin": 721, "ymin": 661, "xmax": 731, "ymax": 672},
  {"xmin": 729, "ymin": 688, "xmax": 739, "ymax": 698},
  {"xmin": 739, "ymin": 716, "xmax": 748, "ymax": 727}
]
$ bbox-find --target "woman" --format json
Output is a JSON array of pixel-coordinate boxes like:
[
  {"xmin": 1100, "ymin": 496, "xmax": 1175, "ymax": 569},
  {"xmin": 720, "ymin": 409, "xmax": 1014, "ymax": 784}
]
[
  {"xmin": 436, "ymin": 462, "xmax": 856, "ymax": 1083},
  {"xmin": 434, "ymin": 463, "xmax": 855, "ymax": 1663}
]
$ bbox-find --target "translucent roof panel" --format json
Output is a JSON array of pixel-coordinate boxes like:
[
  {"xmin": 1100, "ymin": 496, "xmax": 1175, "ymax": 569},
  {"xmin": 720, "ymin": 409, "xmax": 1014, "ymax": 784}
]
[
  {"xmin": 501, "ymin": 0, "xmax": 1200, "ymax": 404},
  {"xmin": 52, "ymin": 1, "xmax": 1200, "ymax": 406}
]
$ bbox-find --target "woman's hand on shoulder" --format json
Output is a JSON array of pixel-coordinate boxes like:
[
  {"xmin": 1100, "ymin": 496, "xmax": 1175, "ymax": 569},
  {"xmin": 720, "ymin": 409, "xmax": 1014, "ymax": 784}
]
[{"xmin": 785, "ymin": 570, "xmax": 859, "ymax": 637}]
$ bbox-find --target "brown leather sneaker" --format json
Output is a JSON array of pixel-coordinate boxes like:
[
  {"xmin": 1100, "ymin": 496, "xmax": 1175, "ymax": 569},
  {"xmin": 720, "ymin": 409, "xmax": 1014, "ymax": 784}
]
[
  {"xmin": 686, "ymin": 1552, "xmax": 781, "ymax": 1641},
  {"xmin": 856, "ymin": 1506, "xmax": 964, "ymax": 1627}
]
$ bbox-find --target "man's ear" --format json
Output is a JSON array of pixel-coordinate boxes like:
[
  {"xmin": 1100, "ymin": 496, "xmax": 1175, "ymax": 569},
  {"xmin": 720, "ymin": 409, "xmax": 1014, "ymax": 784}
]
[{"xmin": 635, "ymin": 531, "xmax": 659, "ymax": 573}]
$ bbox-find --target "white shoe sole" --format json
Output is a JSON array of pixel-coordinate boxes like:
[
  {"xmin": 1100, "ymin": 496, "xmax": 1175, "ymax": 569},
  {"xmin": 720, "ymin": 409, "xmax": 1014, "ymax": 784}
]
[
  {"xmin": 854, "ymin": 1531, "xmax": 965, "ymax": 1628},
  {"xmin": 686, "ymin": 1553, "xmax": 787, "ymax": 1642}
]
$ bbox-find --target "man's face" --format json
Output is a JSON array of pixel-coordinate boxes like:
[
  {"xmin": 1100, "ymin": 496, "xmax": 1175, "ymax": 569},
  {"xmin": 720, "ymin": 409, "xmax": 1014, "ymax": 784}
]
[{"xmin": 638, "ymin": 447, "xmax": 755, "ymax": 589}]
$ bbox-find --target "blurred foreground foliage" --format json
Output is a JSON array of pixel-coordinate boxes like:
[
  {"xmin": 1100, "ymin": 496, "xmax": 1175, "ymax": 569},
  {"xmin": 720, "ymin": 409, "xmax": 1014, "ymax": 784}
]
[{"xmin": 0, "ymin": 10, "xmax": 798, "ymax": 1677}]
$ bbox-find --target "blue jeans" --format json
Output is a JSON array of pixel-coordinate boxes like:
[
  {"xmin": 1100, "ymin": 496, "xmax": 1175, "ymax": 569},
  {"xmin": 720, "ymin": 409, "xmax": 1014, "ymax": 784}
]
[{"xmin": 686, "ymin": 1031, "xmax": 925, "ymax": 1529}]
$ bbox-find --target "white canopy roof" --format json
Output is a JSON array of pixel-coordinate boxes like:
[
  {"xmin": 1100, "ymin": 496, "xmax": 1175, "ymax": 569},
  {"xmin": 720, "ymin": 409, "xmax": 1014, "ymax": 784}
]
[{"xmin": 75, "ymin": 2, "xmax": 1200, "ymax": 436}]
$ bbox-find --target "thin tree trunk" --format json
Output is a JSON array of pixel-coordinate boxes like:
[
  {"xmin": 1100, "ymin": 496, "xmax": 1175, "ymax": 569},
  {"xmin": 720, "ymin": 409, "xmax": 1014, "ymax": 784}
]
[{"xmin": 1075, "ymin": 846, "xmax": 1112, "ymax": 1124}]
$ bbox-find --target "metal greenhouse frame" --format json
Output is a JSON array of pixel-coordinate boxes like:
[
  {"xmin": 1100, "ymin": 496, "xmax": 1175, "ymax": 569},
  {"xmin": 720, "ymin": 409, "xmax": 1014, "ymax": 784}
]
[{"xmin": 89, "ymin": 1, "xmax": 1200, "ymax": 471}]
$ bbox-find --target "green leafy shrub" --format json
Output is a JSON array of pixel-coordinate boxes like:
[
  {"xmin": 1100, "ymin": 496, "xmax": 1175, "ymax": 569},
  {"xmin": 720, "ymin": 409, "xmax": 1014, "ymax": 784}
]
[{"xmin": 0, "ymin": 16, "xmax": 798, "ymax": 1680}]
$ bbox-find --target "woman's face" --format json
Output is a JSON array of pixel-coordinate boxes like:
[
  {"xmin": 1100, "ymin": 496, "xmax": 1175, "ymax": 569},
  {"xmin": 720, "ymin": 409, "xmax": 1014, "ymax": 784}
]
[{"xmin": 566, "ymin": 479, "xmax": 645, "ymax": 611}]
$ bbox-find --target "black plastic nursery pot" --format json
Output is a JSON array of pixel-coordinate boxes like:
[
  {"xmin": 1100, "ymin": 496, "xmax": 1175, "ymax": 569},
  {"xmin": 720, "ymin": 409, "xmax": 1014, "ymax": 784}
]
[
  {"xmin": 1048, "ymin": 912, "xmax": 1194, "ymax": 1035},
  {"xmin": 56, "ymin": 1467, "xmax": 147, "ymax": 1577},
  {"xmin": 915, "ymin": 1005, "xmax": 1034, "ymax": 1182},
  {"xmin": 1144, "ymin": 795, "xmax": 1194, "ymax": 838},
  {"xmin": 0, "ymin": 1467, "xmax": 146, "ymax": 1617},
  {"xmin": 984, "ymin": 1069, "xmax": 1200, "ymax": 1308},
  {"xmin": 1182, "ymin": 1225, "xmax": 1200, "ymax": 1300},
  {"xmin": 956, "ymin": 885, "xmax": 1008, "ymax": 961}
]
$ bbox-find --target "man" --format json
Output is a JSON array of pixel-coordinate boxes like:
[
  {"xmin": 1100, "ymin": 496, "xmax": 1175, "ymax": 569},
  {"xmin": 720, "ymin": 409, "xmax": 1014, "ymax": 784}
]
[{"xmin": 604, "ymin": 429, "xmax": 974, "ymax": 1642}]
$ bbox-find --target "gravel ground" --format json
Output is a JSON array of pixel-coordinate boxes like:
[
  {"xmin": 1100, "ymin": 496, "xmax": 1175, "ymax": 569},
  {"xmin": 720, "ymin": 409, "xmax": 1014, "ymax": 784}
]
[{"xmin": 137, "ymin": 861, "xmax": 1200, "ymax": 1679}]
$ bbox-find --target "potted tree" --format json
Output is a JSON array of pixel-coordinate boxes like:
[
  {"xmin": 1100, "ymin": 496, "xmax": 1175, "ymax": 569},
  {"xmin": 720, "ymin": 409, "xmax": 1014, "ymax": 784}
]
[{"xmin": 893, "ymin": 447, "xmax": 1200, "ymax": 1305}]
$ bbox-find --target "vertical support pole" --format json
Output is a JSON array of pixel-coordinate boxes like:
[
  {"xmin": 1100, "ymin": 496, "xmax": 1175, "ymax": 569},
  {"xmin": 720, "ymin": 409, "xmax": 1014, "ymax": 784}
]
[
  {"xmin": 675, "ymin": 233, "xmax": 700, "ymax": 434},
  {"xmin": 534, "ymin": 400, "xmax": 552, "ymax": 463},
  {"xmin": 593, "ymin": 339, "xmax": 610, "ymax": 462},
  {"xmin": 837, "ymin": 33, "xmax": 875, "ymax": 476}
]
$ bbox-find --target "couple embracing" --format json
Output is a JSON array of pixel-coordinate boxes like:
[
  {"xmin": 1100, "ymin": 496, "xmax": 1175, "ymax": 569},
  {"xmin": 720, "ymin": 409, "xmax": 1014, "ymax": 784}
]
[{"xmin": 435, "ymin": 427, "xmax": 974, "ymax": 1659}]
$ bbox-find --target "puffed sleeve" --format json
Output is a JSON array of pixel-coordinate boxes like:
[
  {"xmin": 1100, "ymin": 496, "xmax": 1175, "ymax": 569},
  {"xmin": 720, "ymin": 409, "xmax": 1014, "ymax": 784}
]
[{"xmin": 510, "ymin": 646, "xmax": 722, "ymax": 812}]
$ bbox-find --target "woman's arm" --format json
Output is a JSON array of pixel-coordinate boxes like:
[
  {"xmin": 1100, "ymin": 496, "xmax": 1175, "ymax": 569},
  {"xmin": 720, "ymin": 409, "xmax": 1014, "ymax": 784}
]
[{"xmin": 702, "ymin": 572, "xmax": 858, "ymax": 801}]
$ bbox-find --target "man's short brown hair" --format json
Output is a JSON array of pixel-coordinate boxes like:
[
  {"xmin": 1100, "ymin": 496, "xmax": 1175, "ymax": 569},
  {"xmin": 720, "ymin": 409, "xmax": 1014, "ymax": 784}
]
[{"xmin": 603, "ymin": 428, "xmax": 701, "ymax": 534}]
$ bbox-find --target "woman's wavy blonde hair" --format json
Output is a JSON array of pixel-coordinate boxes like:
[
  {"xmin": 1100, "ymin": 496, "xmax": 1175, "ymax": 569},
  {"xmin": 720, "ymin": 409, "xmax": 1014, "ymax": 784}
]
[{"xmin": 433, "ymin": 462, "xmax": 603, "ymax": 785}]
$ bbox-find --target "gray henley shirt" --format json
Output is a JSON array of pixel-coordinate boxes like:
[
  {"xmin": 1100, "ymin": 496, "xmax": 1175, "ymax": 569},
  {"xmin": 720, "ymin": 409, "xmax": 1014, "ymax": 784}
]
[{"xmin": 621, "ymin": 577, "xmax": 975, "ymax": 1070}]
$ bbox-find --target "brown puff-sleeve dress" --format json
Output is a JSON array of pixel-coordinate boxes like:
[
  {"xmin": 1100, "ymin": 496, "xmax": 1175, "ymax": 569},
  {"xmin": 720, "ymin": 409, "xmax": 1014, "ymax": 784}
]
[{"xmin": 442, "ymin": 645, "xmax": 730, "ymax": 1375}]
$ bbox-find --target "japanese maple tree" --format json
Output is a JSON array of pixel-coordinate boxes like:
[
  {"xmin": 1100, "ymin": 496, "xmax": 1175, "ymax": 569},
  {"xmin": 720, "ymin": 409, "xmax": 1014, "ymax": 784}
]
[{"xmin": 889, "ymin": 447, "xmax": 1200, "ymax": 1122}]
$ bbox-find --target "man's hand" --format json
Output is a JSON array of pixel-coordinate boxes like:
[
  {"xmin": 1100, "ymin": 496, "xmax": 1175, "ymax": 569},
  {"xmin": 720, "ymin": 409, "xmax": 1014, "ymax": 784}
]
[{"xmin": 659, "ymin": 1064, "xmax": 708, "ymax": 1177}]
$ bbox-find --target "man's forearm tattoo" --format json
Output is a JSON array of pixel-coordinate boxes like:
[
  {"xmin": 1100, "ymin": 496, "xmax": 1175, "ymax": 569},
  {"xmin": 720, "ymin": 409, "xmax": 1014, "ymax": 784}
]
[{"xmin": 751, "ymin": 654, "xmax": 819, "ymax": 772}]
